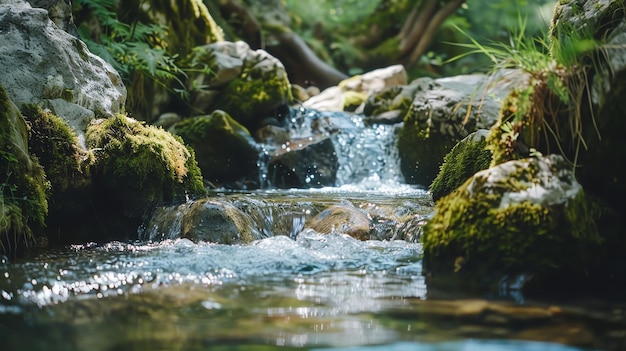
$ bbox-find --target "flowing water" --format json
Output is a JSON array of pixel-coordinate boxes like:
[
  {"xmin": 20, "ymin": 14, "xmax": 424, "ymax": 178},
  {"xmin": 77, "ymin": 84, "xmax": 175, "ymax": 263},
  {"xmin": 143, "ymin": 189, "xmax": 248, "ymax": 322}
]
[{"xmin": 0, "ymin": 110, "xmax": 622, "ymax": 351}]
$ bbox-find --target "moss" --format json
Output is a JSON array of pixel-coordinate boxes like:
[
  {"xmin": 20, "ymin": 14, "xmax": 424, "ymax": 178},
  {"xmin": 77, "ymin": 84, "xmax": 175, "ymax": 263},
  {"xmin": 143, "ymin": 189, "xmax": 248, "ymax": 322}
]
[
  {"xmin": 86, "ymin": 114, "xmax": 206, "ymax": 217},
  {"xmin": 213, "ymin": 62, "xmax": 292, "ymax": 130},
  {"xmin": 342, "ymin": 90, "xmax": 368, "ymax": 111},
  {"xmin": 422, "ymin": 158, "xmax": 601, "ymax": 293},
  {"xmin": 0, "ymin": 86, "xmax": 49, "ymax": 256},
  {"xmin": 363, "ymin": 85, "xmax": 415, "ymax": 117},
  {"xmin": 21, "ymin": 104, "xmax": 92, "ymax": 194},
  {"xmin": 430, "ymin": 131, "xmax": 492, "ymax": 202},
  {"xmin": 172, "ymin": 110, "xmax": 259, "ymax": 186}
]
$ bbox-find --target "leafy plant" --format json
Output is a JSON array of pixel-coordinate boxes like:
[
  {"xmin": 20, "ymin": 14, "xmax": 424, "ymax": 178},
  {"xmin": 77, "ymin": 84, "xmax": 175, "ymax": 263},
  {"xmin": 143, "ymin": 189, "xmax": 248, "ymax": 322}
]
[
  {"xmin": 446, "ymin": 12, "xmax": 602, "ymax": 170},
  {"xmin": 74, "ymin": 0, "xmax": 187, "ymax": 111}
]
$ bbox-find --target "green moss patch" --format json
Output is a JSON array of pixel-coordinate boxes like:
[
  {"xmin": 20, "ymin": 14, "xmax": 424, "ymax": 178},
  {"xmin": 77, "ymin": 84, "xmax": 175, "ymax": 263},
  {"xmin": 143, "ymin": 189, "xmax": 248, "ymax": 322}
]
[
  {"xmin": 22, "ymin": 105, "xmax": 92, "ymax": 194},
  {"xmin": 423, "ymin": 156, "xmax": 601, "ymax": 292},
  {"xmin": 430, "ymin": 130, "xmax": 492, "ymax": 202},
  {"xmin": 86, "ymin": 114, "xmax": 205, "ymax": 217},
  {"xmin": 213, "ymin": 60, "xmax": 292, "ymax": 129}
]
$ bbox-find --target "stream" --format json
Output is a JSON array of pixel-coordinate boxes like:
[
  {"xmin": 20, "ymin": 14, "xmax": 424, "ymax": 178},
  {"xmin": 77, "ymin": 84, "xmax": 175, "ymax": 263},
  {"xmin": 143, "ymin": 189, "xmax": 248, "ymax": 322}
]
[{"xmin": 0, "ymin": 110, "xmax": 623, "ymax": 351}]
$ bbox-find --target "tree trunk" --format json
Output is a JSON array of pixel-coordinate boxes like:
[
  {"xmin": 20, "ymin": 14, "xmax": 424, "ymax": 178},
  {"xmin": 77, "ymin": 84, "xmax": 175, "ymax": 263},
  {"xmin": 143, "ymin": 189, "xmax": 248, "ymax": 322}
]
[{"xmin": 397, "ymin": 0, "xmax": 467, "ymax": 67}]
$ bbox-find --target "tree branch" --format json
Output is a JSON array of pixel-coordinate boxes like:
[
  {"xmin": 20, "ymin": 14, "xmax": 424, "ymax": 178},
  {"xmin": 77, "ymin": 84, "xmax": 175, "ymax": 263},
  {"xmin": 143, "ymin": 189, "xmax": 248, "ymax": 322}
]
[{"xmin": 406, "ymin": 0, "xmax": 466, "ymax": 67}]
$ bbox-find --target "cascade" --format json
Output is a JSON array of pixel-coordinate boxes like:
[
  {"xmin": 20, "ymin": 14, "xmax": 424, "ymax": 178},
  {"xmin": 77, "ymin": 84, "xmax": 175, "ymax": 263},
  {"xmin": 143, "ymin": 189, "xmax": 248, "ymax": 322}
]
[{"xmin": 259, "ymin": 107, "xmax": 407, "ymax": 191}]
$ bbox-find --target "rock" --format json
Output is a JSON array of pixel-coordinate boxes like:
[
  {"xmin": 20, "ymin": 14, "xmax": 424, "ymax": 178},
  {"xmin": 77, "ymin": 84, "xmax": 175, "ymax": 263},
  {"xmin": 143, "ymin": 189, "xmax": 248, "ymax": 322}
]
[
  {"xmin": 422, "ymin": 155, "xmax": 602, "ymax": 293},
  {"xmin": 153, "ymin": 113, "xmax": 182, "ymax": 130},
  {"xmin": 254, "ymin": 125, "xmax": 290, "ymax": 145},
  {"xmin": 430, "ymin": 129, "xmax": 492, "ymax": 202},
  {"xmin": 20, "ymin": 104, "xmax": 94, "ymax": 245},
  {"xmin": 171, "ymin": 110, "xmax": 260, "ymax": 188},
  {"xmin": 398, "ymin": 70, "xmax": 526, "ymax": 186},
  {"xmin": 339, "ymin": 64, "xmax": 408, "ymax": 96},
  {"xmin": 549, "ymin": 0, "xmax": 626, "ymax": 285},
  {"xmin": 0, "ymin": 1, "xmax": 126, "ymax": 145},
  {"xmin": 306, "ymin": 204, "xmax": 371, "ymax": 240},
  {"xmin": 301, "ymin": 86, "xmax": 345, "ymax": 112},
  {"xmin": 291, "ymin": 84, "xmax": 311, "ymax": 103},
  {"xmin": 363, "ymin": 78, "xmax": 423, "ymax": 123},
  {"xmin": 303, "ymin": 65, "xmax": 408, "ymax": 112},
  {"xmin": 26, "ymin": 0, "xmax": 77, "ymax": 35},
  {"xmin": 86, "ymin": 115, "xmax": 206, "ymax": 221},
  {"xmin": 143, "ymin": 199, "xmax": 258, "ymax": 244},
  {"xmin": 268, "ymin": 136, "xmax": 338, "ymax": 188},
  {"xmin": 186, "ymin": 41, "xmax": 291, "ymax": 131}
]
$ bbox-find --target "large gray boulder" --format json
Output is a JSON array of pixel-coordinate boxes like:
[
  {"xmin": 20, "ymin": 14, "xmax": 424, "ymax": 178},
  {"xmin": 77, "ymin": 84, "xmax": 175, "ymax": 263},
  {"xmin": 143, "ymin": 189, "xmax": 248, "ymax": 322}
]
[
  {"xmin": 398, "ymin": 70, "xmax": 527, "ymax": 185},
  {"xmin": 0, "ymin": 1, "xmax": 126, "ymax": 146}
]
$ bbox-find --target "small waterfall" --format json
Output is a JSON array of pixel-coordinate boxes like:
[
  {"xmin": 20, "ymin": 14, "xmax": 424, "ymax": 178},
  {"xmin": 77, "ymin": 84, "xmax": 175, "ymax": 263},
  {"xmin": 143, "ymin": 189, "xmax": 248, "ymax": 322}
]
[
  {"xmin": 259, "ymin": 107, "xmax": 406, "ymax": 191},
  {"xmin": 331, "ymin": 114, "xmax": 405, "ymax": 189}
]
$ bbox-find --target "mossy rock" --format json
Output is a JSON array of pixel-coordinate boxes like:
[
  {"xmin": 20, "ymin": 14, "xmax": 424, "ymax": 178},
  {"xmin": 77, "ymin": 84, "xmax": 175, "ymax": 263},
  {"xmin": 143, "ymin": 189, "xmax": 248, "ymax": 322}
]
[
  {"xmin": 430, "ymin": 130, "xmax": 492, "ymax": 202},
  {"xmin": 423, "ymin": 155, "xmax": 602, "ymax": 294},
  {"xmin": 398, "ymin": 117, "xmax": 457, "ymax": 186},
  {"xmin": 86, "ymin": 114, "xmax": 206, "ymax": 220},
  {"xmin": 212, "ymin": 48, "xmax": 291, "ymax": 129},
  {"xmin": 171, "ymin": 110, "xmax": 259, "ymax": 187},
  {"xmin": 396, "ymin": 74, "xmax": 508, "ymax": 186},
  {"xmin": 0, "ymin": 86, "xmax": 49, "ymax": 256},
  {"xmin": 185, "ymin": 41, "xmax": 292, "ymax": 130},
  {"xmin": 363, "ymin": 81, "xmax": 417, "ymax": 119},
  {"xmin": 22, "ymin": 104, "xmax": 92, "ymax": 195},
  {"xmin": 21, "ymin": 104, "xmax": 99, "ymax": 245}
]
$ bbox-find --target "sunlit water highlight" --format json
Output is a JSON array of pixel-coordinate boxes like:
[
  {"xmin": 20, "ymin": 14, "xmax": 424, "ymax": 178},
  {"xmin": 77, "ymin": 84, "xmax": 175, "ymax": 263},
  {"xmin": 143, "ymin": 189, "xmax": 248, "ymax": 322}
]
[
  {"xmin": 0, "ymin": 107, "xmax": 615, "ymax": 350},
  {"xmin": 0, "ymin": 228, "xmax": 608, "ymax": 351}
]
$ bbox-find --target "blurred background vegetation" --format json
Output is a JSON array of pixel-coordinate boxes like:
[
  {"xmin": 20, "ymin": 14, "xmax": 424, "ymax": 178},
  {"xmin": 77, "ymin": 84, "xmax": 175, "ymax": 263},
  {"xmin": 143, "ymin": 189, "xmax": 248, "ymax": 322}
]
[
  {"xmin": 70, "ymin": 0, "xmax": 558, "ymax": 118},
  {"xmin": 284, "ymin": 0, "xmax": 557, "ymax": 77}
]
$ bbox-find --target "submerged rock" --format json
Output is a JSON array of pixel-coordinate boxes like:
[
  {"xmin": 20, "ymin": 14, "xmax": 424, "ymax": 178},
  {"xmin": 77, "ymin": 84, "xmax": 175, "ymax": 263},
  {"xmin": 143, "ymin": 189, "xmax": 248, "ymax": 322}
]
[
  {"xmin": 306, "ymin": 204, "xmax": 372, "ymax": 240},
  {"xmin": 423, "ymin": 155, "xmax": 601, "ymax": 293}
]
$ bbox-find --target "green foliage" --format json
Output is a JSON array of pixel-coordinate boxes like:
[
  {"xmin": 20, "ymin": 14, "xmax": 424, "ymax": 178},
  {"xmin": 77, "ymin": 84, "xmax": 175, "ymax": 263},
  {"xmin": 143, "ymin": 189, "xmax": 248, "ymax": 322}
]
[
  {"xmin": 74, "ymin": 0, "xmax": 187, "ymax": 108},
  {"xmin": 86, "ymin": 114, "xmax": 206, "ymax": 216},
  {"xmin": 0, "ymin": 87, "xmax": 49, "ymax": 256},
  {"xmin": 285, "ymin": 0, "xmax": 380, "ymax": 31}
]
